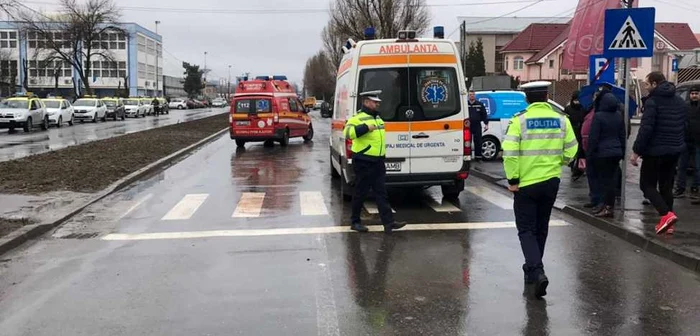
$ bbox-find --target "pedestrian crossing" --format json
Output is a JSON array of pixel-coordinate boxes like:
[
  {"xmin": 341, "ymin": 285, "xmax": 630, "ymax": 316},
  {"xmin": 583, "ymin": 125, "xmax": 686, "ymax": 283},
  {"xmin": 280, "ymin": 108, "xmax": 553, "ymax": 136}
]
[{"xmin": 122, "ymin": 187, "xmax": 515, "ymax": 221}]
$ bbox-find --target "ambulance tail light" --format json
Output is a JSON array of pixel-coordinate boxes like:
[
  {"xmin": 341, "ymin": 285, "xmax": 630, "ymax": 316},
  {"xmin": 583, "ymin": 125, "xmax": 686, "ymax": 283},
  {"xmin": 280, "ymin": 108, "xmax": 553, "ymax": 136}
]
[
  {"xmin": 463, "ymin": 119, "xmax": 472, "ymax": 157},
  {"xmin": 345, "ymin": 138, "xmax": 353, "ymax": 159},
  {"xmin": 457, "ymin": 171, "xmax": 469, "ymax": 180}
]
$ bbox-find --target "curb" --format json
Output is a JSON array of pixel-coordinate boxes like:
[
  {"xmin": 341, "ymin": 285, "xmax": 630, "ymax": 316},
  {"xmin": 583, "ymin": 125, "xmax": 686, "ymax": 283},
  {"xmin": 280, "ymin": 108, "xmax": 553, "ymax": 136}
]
[
  {"xmin": 0, "ymin": 127, "xmax": 228, "ymax": 257},
  {"xmin": 470, "ymin": 166, "xmax": 700, "ymax": 274}
]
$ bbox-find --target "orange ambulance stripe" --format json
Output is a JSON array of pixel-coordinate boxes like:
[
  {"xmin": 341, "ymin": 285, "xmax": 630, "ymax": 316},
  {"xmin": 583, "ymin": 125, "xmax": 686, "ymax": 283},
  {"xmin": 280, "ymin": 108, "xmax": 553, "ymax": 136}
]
[
  {"xmin": 385, "ymin": 120, "xmax": 463, "ymax": 132},
  {"xmin": 358, "ymin": 54, "xmax": 457, "ymax": 66}
]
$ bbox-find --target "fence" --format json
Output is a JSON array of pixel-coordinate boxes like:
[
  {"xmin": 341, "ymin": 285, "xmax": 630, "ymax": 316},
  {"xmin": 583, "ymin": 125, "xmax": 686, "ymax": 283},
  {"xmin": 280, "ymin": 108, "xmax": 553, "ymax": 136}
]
[
  {"xmin": 678, "ymin": 68, "xmax": 700, "ymax": 84},
  {"xmin": 547, "ymin": 79, "xmax": 587, "ymax": 106}
]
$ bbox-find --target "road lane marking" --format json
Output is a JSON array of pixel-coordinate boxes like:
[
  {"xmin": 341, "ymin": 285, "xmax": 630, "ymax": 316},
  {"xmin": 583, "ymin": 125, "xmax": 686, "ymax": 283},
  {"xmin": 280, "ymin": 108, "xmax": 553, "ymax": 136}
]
[
  {"xmin": 466, "ymin": 186, "xmax": 513, "ymax": 209},
  {"xmin": 102, "ymin": 220, "xmax": 570, "ymax": 240},
  {"xmin": 232, "ymin": 192, "xmax": 266, "ymax": 218},
  {"xmin": 299, "ymin": 191, "xmax": 329, "ymax": 216},
  {"xmin": 161, "ymin": 194, "xmax": 208, "ymax": 220},
  {"xmin": 363, "ymin": 201, "xmax": 396, "ymax": 214},
  {"xmin": 426, "ymin": 198, "xmax": 462, "ymax": 212},
  {"xmin": 118, "ymin": 193, "xmax": 153, "ymax": 220}
]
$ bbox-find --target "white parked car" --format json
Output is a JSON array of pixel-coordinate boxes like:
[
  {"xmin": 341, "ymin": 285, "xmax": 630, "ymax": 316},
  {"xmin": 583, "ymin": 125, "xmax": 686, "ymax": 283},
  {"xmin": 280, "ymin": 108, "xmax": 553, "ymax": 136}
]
[
  {"xmin": 140, "ymin": 98, "xmax": 154, "ymax": 115},
  {"xmin": 314, "ymin": 100, "xmax": 325, "ymax": 109},
  {"xmin": 123, "ymin": 98, "xmax": 147, "ymax": 118},
  {"xmin": 0, "ymin": 96, "xmax": 49, "ymax": 132},
  {"xmin": 169, "ymin": 98, "xmax": 188, "ymax": 109},
  {"xmin": 211, "ymin": 98, "xmax": 227, "ymax": 107},
  {"xmin": 72, "ymin": 98, "xmax": 107, "ymax": 123},
  {"xmin": 42, "ymin": 98, "xmax": 74, "ymax": 127}
]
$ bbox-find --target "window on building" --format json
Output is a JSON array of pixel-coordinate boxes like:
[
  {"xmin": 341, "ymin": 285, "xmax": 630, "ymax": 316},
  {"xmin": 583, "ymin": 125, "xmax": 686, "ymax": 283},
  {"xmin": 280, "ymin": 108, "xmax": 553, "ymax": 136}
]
[
  {"xmin": 549, "ymin": 59, "xmax": 555, "ymax": 69},
  {"xmin": 146, "ymin": 39, "xmax": 155, "ymax": 55},
  {"xmin": 0, "ymin": 60, "xmax": 18, "ymax": 79},
  {"xmin": 27, "ymin": 30, "xmax": 72, "ymax": 50},
  {"xmin": 652, "ymin": 53, "xmax": 663, "ymax": 72},
  {"xmin": 514, "ymin": 56, "xmax": 524, "ymax": 70},
  {"xmin": 0, "ymin": 31, "xmax": 18, "ymax": 48},
  {"xmin": 138, "ymin": 62, "xmax": 146, "ymax": 79},
  {"xmin": 27, "ymin": 59, "xmax": 72, "ymax": 78},
  {"xmin": 505, "ymin": 57, "xmax": 509, "ymax": 71},
  {"xmin": 88, "ymin": 59, "xmax": 126, "ymax": 78},
  {"xmin": 138, "ymin": 35, "xmax": 146, "ymax": 53},
  {"xmin": 494, "ymin": 46, "xmax": 504, "ymax": 73}
]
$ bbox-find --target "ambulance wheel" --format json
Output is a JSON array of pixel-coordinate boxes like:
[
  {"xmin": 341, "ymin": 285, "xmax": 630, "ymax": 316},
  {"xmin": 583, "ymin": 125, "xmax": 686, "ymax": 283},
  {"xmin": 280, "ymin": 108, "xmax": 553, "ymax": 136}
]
[
  {"xmin": 279, "ymin": 130, "xmax": 289, "ymax": 147},
  {"xmin": 442, "ymin": 180, "xmax": 465, "ymax": 200},
  {"xmin": 235, "ymin": 140, "xmax": 245, "ymax": 148},
  {"xmin": 481, "ymin": 136, "xmax": 500, "ymax": 161},
  {"xmin": 263, "ymin": 140, "xmax": 275, "ymax": 147},
  {"xmin": 303, "ymin": 126, "xmax": 314, "ymax": 142}
]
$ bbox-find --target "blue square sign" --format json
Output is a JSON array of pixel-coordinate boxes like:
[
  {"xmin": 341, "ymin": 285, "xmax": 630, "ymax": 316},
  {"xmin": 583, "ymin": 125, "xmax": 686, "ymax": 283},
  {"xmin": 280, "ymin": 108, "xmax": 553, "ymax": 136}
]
[
  {"xmin": 589, "ymin": 55, "xmax": 615, "ymax": 84},
  {"xmin": 603, "ymin": 8, "xmax": 655, "ymax": 58}
]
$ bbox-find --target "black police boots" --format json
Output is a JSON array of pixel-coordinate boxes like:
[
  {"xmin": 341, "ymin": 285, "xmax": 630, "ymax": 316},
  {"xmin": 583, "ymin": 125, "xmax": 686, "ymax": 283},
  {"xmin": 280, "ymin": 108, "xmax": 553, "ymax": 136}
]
[{"xmin": 384, "ymin": 221, "xmax": 407, "ymax": 234}]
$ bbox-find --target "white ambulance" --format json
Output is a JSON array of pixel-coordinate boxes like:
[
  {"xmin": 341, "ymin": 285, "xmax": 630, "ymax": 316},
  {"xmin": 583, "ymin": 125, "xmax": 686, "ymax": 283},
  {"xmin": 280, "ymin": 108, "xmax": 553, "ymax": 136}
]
[{"xmin": 329, "ymin": 27, "xmax": 472, "ymax": 200}]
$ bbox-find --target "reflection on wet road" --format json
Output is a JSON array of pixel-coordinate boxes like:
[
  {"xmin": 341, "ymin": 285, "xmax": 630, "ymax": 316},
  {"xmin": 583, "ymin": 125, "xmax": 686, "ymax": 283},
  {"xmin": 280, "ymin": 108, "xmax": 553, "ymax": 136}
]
[
  {"xmin": 0, "ymin": 113, "xmax": 699, "ymax": 335},
  {"xmin": 0, "ymin": 107, "xmax": 228, "ymax": 162}
]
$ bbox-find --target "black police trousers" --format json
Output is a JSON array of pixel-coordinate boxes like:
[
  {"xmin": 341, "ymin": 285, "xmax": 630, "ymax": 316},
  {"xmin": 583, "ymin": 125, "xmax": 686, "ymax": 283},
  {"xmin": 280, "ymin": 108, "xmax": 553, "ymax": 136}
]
[
  {"xmin": 350, "ymin": 158, "xmax": 394, "ymax": 227},
  {"xmin": 513, "ymin": 177, "xmax": 560, "ymax": 275}
]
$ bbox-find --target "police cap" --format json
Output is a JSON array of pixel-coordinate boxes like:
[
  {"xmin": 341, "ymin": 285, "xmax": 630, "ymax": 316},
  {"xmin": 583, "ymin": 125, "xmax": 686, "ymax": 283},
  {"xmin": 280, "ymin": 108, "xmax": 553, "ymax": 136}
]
[
  {"xmin": 690, "ymin": 85, "xmax": 700, "ymax": 93},
  {"xmin": 518, "ymin": 81, "xmax": 551, "ymax": 94},
  {"xmin": 359, "ymin": 90, "xmax": 382, "ymax": 102}
]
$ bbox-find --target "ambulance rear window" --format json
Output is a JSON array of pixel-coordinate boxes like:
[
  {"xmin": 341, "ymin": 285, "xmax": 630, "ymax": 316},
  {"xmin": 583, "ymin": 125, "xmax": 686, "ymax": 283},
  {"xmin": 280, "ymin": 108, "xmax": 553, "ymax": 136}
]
[
  {"xmin": 357, "ymin": 67, "xmax": 461, "ymax": 121},
  {"xmin": 234, "ymin": 99, "xmax": 271, "ymax": 113}
]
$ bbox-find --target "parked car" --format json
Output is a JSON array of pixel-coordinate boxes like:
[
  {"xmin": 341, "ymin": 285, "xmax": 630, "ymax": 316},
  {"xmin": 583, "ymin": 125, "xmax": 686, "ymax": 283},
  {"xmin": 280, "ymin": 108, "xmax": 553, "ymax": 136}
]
[
  {"xmin": 314, "ymin": 100, "xmax": 325, "ymax": 110},
  {"xmin": 185, "ymin": 99, "xmax": 197, "ymax": 109},
  {"xmin": 42, "ymin": 97, "xmax": 75, "ymax": 127},
  {"xmin": 211, "ymin": 98, "xmax": 227, "ymax": 107},
  {"xmin": 139, "ymin": 98, "xmax": 154, "ymax": 115},
  {"xmin": 123, "ymin": 98, "xmax": 147, "ymax": 118},
  {"xmin": 0, "ymin": 95, "xmax": 49, "ymax": 132},
  {"xmin": 303, "ymin": 97, "xmax": 316, "ymax": 110},
  {"xmin": 102, "ymin": 97, "xmax": 126, "ymax": 121},
  {"xmin": 169, "ymin": 98, "xmax": 188, "ymax": 110},
  {"xmin": 193, "ymin": 99, "xmax": 206, "ymax": 108},
  {"xmin": 320, "ymin": 101, "xmax": 332, "ymax": 118},
  {"xmin": 72, "ymin": 97, "xmax": 107, "ymax": 123},
  {"xmin": 157, "ymin": 98, "xmax": 169, "ymax": 114}
]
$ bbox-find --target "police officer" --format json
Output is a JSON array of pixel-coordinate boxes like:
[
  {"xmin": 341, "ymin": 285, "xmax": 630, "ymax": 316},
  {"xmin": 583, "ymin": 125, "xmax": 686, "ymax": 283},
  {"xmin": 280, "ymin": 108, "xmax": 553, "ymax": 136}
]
[
  {"xmin": 502, "ymin": 81, "xmax": 578, "ymax": 298},
  {"xmin": 468, "ymin": 90, "xmax": 489, "ymax": 160},
  {"xmin": 344, "ymin": 90, "xmax": 406, "ymax": 234}
]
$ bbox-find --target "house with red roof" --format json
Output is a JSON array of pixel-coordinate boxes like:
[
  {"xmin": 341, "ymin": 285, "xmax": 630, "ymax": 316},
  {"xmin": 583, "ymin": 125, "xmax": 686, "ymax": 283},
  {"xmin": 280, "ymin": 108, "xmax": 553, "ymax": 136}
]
[{"xmin": 501, "ymin": 21, "xmax": 700, "ymax": 82}]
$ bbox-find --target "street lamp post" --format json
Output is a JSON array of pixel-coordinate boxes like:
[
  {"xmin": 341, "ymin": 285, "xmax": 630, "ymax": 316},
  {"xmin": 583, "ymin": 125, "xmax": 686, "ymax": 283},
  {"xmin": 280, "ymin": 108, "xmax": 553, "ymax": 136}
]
[
  {"xmin": 204, "ymin": 51, "xmax": 208, "ymax": 99},
  {"xmin": 155, "ymin": 20, "xmax": 160, "ymax": 97}
]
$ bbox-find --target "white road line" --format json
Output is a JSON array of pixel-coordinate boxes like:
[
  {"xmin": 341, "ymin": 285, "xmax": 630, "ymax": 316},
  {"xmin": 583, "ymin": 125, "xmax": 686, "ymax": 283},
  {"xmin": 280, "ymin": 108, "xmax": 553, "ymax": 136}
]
[
  {"xmin": 427, "ymin": 198, "xmax": 462, "ymax": 212},
  {"xmin": 300, "ymin": 191, "xmax": 329, "ymax": 216},
  {"xmin": 363, "ymin": 201, "xmax": 396, "ymax": 214},
  {"xmin": 161, "ymin": 194, "xmax": 208, "ymax": 220},
  {"xmin": 118, "ymin": 193, "xmax": 153, "ymax": 220},
  {"xmin": 102, "ymin": 220, "xmax": 570, "ymax": 241},
  {"xmin": 232, "ymin": 192, "xmax": 266, "ymax": 218},
  {"xmin": 466, "ymin": 186, "xmax": 514, "ymax": 209}
]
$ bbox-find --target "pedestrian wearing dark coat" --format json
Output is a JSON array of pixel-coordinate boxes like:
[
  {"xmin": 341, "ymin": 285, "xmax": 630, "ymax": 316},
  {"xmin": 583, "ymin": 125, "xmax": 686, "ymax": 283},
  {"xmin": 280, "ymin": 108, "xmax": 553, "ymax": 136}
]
[{"xmin": 565, "ymin": 91, "xmax": 586, "ymax": 178}]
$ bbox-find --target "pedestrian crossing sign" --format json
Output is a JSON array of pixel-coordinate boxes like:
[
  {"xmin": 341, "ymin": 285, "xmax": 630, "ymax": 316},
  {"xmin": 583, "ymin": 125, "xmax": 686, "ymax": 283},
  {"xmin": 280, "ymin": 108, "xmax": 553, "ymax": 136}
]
[{"xmin": 603, "ymin": 8, "xmax": 655, "ymax": 58}]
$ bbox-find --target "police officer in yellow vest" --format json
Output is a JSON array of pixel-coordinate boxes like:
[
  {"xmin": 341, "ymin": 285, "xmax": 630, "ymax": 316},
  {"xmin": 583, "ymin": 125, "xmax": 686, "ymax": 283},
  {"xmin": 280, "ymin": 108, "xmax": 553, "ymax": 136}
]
[
  {"xmin": 344, "ymin": 90, "xmax": 406, "ymax": 233},
  {"xmin": 502, "ymin": 81, "xmax": 578, "ymax": 298}
]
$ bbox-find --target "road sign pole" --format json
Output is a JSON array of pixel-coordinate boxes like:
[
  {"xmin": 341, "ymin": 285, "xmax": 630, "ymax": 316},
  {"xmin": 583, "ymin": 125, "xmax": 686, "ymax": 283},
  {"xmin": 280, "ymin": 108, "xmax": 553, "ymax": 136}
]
[{"xmin": 622, "ymin": 57, "xmax": 631, "ymax": 211}]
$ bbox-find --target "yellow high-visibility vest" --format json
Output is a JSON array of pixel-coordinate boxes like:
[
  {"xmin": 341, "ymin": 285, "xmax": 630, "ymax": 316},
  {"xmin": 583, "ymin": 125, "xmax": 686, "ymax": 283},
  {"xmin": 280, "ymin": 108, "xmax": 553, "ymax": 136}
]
[
  {"xmin": 502, "ymin": 102, "xmax": 578, "ymax": 188},
  {"xmin": 344, "ymin": 110, "xmax": 386, "ymax": 159}
]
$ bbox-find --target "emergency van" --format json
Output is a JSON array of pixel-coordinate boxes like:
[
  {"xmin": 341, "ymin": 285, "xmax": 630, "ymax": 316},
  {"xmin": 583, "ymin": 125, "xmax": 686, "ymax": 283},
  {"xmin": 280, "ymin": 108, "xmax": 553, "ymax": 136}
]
[
  {"xmin": 477, "ymin": 90, "xmax": 566, "ymax": 161},
  {"xmin": 330, "ymin": 27, "xmax": 471, "ymax": 200},
  {"xmin": 229, "ymin": 75, "xmax": 314, "ymax": 147}
]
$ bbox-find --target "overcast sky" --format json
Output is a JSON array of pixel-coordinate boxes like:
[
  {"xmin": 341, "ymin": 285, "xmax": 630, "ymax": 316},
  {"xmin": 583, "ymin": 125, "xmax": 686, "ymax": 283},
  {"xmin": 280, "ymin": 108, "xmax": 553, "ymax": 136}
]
[{"xmin": 27, "ymin": 0, "xmax": 700, "ymax": 85}]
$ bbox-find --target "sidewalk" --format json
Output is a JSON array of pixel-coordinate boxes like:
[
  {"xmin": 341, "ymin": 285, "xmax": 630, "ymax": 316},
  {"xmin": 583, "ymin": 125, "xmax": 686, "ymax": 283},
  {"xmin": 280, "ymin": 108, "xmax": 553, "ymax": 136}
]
[{"xmin": 471, "ymin": 159, "xmax": 700, "ymax": 273}]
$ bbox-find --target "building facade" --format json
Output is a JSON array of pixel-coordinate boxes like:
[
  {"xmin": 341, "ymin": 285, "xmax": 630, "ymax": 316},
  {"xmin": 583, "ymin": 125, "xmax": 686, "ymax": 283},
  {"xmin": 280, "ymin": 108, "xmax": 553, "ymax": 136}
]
[
  {"xmin": 0, "ymin": 21, "xmax": 162, "ymax": 98},
  {"xmin": 163, "ymin": 75, "xmax": 186, "ymax": 98}
]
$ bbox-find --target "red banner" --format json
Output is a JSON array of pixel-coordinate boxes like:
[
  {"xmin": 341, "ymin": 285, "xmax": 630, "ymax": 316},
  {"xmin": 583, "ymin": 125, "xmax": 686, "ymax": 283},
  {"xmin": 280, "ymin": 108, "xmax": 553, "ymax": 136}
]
[{"xmin": 562, "ymin": 0, "xmax": 622, "ymax": 71}]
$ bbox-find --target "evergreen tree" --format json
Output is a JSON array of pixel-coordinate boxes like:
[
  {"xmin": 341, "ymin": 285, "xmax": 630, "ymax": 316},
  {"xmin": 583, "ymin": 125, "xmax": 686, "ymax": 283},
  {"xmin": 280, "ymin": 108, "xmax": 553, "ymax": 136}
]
[{"xmin": 182, "ymin": 62, "xmax": 203, "ymax": 98}]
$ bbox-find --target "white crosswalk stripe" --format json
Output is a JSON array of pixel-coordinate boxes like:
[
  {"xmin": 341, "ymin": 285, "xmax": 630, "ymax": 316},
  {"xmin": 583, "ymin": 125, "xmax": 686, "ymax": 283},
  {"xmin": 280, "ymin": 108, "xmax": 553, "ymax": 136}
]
[
  {"xmin": 299, "ymin": 191, "xmax": 329, "ymax": 216},
  {"xmin": 466, "ymin": 186, "xmax": 513, "ymax": 209},
  {"xmin": 232, "ymin": 192, "xmax": 266, "ymax": 218},
  {"xmin": 161, "ymin": 194, "xmax": 208, "ymax": 220},
  {"xmin": 363, "ymin": 201, "xmax": 396, "ymax": 214},
  {"xmin": 426, "ymin": 198, "xmax": 462, "ymax": 212}
]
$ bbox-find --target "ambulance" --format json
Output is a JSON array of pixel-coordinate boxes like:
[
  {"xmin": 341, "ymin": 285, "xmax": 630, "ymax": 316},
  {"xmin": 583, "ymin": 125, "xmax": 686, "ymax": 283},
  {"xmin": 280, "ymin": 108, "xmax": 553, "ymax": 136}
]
[
  {"xmin": 330, "ymin": 27, "xmax": 471, "ymax": 200},
  {"xmin": 229, "ymin": 75, "xmax": 314, "ymax": 147}
]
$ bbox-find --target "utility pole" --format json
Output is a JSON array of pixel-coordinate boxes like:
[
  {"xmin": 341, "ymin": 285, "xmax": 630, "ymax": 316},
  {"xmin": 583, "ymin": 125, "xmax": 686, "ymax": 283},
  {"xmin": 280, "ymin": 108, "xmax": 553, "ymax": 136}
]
[
  {"xmin": 460, "ymin": 20, "xmax": 466, "ymax": 77},
  {"xmin": 620, "ymin": 0, "xmax": 634, "ymax": 211},
  {"xmin": 155, "ymin": 20, "xmax": 160, "ymax": 97}
]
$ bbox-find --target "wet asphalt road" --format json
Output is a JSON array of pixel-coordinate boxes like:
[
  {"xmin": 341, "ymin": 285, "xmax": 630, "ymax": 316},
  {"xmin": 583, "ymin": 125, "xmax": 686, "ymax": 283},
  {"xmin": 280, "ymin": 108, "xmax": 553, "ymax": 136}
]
[
  {"xmin": 0, "ymin": 107, "xmax": 228, "ymax": 162},
  {"xmin": 1, "ymin": 113, "xmax": 699, "ymax": 335}
]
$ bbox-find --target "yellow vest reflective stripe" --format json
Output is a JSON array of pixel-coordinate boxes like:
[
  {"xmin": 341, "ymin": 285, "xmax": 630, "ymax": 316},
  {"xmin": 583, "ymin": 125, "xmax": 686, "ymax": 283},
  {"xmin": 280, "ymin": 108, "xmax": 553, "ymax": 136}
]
[
  {"xmin": 343, "ymin": 111, "xmax": 386, "ymax": 158},
  {"xmin": 502, "ymin": 102, "xmax": 579, "ymax": 188}
]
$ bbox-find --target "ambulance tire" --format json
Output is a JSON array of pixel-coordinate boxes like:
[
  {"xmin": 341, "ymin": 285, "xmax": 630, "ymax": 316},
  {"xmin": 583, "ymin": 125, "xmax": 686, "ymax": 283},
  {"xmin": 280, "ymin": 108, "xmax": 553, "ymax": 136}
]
[
  {"xmin": 263, "ymin": 140, "xmax": 275, "ymax": 147},
  {"xmin": 235, "ymin": 140, "xmax": 246, "ymax": 148},
  {"xmin": 441, "ymin": 180, "xmax": 465, "ymax": 200},
  {"xmin": 279, "ymin": 130, "xmax": 290, "ymax": 147}
]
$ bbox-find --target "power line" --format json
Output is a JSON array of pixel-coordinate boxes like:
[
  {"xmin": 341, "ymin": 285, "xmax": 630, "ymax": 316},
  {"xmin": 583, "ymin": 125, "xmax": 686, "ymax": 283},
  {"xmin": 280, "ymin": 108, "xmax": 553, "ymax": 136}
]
[
  {"xmin": 650, "ymin": 0, "xmax": 700, "ymax": 14},
  {"xmin": 447, "ymin": 0, "xmax": 546, "ymax": 38}
]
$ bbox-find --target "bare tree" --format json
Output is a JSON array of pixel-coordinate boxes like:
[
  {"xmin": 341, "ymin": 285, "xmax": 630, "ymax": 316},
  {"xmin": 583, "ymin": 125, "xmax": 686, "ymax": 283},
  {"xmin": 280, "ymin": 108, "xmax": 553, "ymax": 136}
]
[
  {"xmin": 303, "ymin": 51, "xmax": 335, "ymax": 101},
  {"xmin": 321, "ymin": 23, "xmax": 345, "ymax": 72},
  {"xmin": 2, "ymin": 0, "xmax": 127, "ymax": 96},
  {"xmin": 328, "ymin": 0, "xmax": 431, "ymax": 43}
]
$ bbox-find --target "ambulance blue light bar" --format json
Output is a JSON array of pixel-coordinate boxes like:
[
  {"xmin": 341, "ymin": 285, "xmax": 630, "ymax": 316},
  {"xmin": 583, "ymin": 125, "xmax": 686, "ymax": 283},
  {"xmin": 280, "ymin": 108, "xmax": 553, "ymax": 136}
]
[
  {"xmin": 255, "ymin": 76, "xmax": 270, "ymax": 80},
  {"xmin": 272, "ymin": 75, "xmax": 287, "ymax": 81},
  {"xmin": 434, "ymin": 26, "xmax": 444, "ymax": 39},
  {"xmin": 364, "ymin": 27, "xmax": 375, "ymax": 40}
]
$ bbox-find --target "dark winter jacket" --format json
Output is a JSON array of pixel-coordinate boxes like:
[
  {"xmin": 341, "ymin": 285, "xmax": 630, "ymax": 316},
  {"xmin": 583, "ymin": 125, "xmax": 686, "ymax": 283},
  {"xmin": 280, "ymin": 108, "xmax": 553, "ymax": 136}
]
[
  {"xmin": 468, "ymin": 99, "xmax": 489, "ymax": 124},
  {"xmin": 687, "ymin": 100, "xmax": 700, "ymax": 146},
  {"xmin": 632, "ymin": 81, "xmax": 687, "ymax": 157},
  {"xmin": 587, "ymin": 93, "xmax": 625, "ymax": 159},
  {"xmin": 564, "ymin": 102, "xmax": 585, "ymax": 132}
]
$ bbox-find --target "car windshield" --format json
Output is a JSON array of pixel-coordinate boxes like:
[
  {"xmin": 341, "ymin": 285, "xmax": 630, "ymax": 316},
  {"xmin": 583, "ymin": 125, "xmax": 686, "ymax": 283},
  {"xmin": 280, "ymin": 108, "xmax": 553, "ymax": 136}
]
[
  {"xmin": 104, "ymin": 101, "xmax": 117, "ymax": 107},
  {"xmin": 43, "ymin": 101, "xmax": 62, "ymax": 108},
  {"xmin": 124, "ymin": 100, "xmax": 140, "ymax": 105},
  {"xmin": 0, "ymin": 100, "xmax": 29, "ymax": 109},
  {"xmin": 356, "ymin": 67, "xmax": 461, "ymax": 121},
  {"xmin": 74, "ymin": 100, "xmax": 96, "ymax": 107}
]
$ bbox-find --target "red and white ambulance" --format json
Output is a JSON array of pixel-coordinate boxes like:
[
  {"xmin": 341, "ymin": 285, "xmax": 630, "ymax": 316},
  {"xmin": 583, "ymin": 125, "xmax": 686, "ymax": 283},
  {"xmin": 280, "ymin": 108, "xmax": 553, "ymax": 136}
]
[
  {"xmin": 330, "ymin": 27, "xmax": 471, "ymax": 200},
  {"xmin": 229, "ymin": 75, "xmax": 314, "ymax": 147}
]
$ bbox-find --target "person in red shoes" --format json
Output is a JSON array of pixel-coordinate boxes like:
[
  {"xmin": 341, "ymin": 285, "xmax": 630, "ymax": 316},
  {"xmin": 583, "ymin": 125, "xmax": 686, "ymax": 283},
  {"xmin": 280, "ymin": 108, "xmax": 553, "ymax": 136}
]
[{"xmin": 631, "ymin": 72, "xmax": 687, "ymax": 234}]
